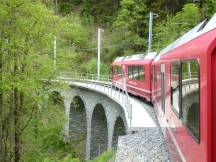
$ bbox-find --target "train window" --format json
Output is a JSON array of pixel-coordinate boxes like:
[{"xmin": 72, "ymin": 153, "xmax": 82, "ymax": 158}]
[
  {"xmin": 128, "ymin": 66, "xmax": 133, "ymax": 79},
  {"xmin": 181, "ymin": 60, "xmax": 200, "ymax": 142},
  {"xmin": 128, "ymin": 65, "xmax": 145, "ymax": 80},
  {"xmin": 114, "ymin": 65, "xmax": 121, "ymax": 76},
  {"xmin": 170, "ymin": 62, "xmax": 180, "ymax": 114},
  {"xmin": 133, "ymin": 66, "xmax": 139, "ymax": 79},
  {"xmin": 138, "ymin": 66, "xmax": 145, "ymax": 80}
]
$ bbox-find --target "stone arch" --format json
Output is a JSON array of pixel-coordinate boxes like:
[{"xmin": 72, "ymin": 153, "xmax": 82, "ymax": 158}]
[
  {"xmin": 112, "ymin": 116, "xmax": 126, "ymax": 149},
  {"xmin": 69, "ymin": 96, "xmax": 87, "ymax": 160},
  {"xmin": 90, "ymin": 104, "xmax": 108, "ymax": 159}
]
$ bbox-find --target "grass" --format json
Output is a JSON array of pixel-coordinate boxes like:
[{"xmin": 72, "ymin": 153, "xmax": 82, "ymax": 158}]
[{"xmin": 88, "ymin": 149, "xmax": 116, "ymax": 162}]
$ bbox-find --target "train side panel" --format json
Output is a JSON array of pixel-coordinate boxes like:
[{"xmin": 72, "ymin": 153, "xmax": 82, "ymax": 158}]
[
  {"xmin": 112, "ymin": 63, "xmax": 123, "ymax": 86},
  {"xmin": 211, "ymin": 47, "xmax": 216, "ymax": 162},
  {"xmin": 152, "ymin": 28, "xmax": 216, "ymax": 162},
  {"xmin": 112, "ymin": 59, "xmax": 153, "ymax": 102},
  {"xmin": 125, "ymin": 60, "xmax": 152, "ymax": 101}
]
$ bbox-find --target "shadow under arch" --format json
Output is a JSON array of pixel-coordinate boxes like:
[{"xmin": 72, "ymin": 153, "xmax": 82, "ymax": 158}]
[
  {"xmin": 69, "ymin": 96, "xmax": 87, "ymax": 159},
  {"xmin": 90, "ymin": 104, "xmax": 108, "ymax": 159},
  {"xmin": 112, "ymin": 116, "xmax": 126, "ymax": 149}
]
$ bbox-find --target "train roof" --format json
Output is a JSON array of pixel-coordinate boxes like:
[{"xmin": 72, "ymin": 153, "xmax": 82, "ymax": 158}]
[
  {"xmin": 157, "ymin": 13, "xmax": 216, "ymax": 59},
  {"xmin": 114, "ymin": 52, "xmax": 157, "ymax": 62}
]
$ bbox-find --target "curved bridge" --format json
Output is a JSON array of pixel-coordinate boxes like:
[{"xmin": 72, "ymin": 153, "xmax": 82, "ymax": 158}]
[{"xmin": 54, "ymin": 73, "xmax": 157, "ymax": 160}]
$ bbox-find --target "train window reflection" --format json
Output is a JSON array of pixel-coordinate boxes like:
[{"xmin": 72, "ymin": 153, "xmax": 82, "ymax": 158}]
[
  {"xmin": 133, "ymin": 66, "xmax": 139, "ymax": 79},
  {"xmin": 139, "ymin": 66, "xmax": 145, "ymax": 80},
  {"xmin": 170, "ymin": 62, "xmax": 180, "ymax": 114},
  {"xmin": 181, "ymin": 60, "xmax": 200, "ymax": 142},
  {"xmin": 128, "ymin": 66, "xmax": 133, "ymax": 79},
  {"xmin": 128, "ymin": 66, "xmax": 145, "ymax": 80},
  {"xmin": 114, "ymin": 65, "xmax": 122, "ymax": 76}
]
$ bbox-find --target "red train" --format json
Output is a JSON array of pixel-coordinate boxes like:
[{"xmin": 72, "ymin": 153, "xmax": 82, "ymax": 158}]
[
  {"xmin": 112, "ymin": 14, "xmax": 216, "ymax": 162},
  {"xmin": 112, "ymin": 52, "xmax": 157, "ymax": 102}
]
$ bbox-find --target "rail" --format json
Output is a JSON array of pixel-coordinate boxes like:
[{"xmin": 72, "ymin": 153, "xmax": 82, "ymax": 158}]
[{"xmin": 58, "ymin": 72, "xmax": 133, "ymax": 127}]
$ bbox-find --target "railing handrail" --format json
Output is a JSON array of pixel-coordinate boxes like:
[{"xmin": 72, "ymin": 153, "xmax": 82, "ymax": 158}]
[{"xmin": 58, "ymin": 72, "xmax": 132, "ymax": 127}]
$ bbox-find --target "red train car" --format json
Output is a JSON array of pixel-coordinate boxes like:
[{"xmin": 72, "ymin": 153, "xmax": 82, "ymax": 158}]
[
  {"xmin": 112, "ymin": 52, "xmax": 157, "ymax": 101},
  {"xmin": 152, "ymin": 14, "xmax": 216, "ymax": 162},
  {"xmin": 112, "ymin": 14, "xmax": 216, "ymax": 162}
]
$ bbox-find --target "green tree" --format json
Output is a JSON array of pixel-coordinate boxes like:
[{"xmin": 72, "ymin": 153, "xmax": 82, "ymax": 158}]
[
  {"xmin": 153, "ymin": 3, "xmax": 201, "ymax": 51},
  {"xmin": 0, "ymin": 0, "xmax": 61, "ymax": 161},
  {"xmin": 203, "ymin": 0, "xmax": 216, "ymax": 17},
  {"xmin": 112, "ymin": 0, "xmax": 149, "ymax": 52}
]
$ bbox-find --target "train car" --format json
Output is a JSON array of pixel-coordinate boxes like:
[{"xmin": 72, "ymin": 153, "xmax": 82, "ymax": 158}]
[
  {"xmin": 112, "ymin": 57, "xmax": 123, "ymax": 88},
  {"xmin": 112, "ymin": 52, "xmax": 157, "ymax": 101},
  {"xmin": 152, "ymin": 14, "xmax": 216, "ymax": 162}
]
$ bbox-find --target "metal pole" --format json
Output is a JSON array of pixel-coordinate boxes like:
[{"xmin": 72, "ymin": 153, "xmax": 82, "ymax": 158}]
[
  {"xmin": 54, "ymin": 36, "xmax": 57, "ymax": 69},
  {"xmin": 148, "ymin": 12, "xmax": 153, "ymax": 53},
  {"xmin": 97, "ymin": 28, "xmax": 101, "ymax": 81}
]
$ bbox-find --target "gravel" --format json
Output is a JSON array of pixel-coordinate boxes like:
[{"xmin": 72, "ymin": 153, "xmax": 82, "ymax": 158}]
[{"xmin": 115, "ymin": 97, "xmax": 172, "ymax": 162}]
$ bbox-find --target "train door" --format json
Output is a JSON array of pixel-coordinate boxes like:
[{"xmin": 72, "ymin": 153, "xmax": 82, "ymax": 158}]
[{"xmin": 161, "ymin": 64, "xmax": 166, "ymax": 113}]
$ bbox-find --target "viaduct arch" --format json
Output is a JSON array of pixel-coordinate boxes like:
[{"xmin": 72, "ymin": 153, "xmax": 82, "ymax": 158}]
[
  {"xmin": 90, "ymin": 104, "xmax": 108, "ymax": 159},
  {"xmin": 112, "ymin": 117, "xmax": 126, "ymax": 149},
  {"xmin": 69, "ymin": 96, "xmax": 87, "ymax": 159},
  {"xmin": 54, "ymin": 86, "xmax": 128, "ymax": 160}
]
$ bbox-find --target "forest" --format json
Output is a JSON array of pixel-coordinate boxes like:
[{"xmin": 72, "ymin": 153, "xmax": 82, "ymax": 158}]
[{"xmin": 0, "ymin": 0, "xmax": 216, "ymax": 162}]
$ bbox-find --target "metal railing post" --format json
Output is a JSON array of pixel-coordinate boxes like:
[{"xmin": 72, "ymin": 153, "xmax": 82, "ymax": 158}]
[
  {"xmin": 122, "ymin": 91, "xmax": 124, "ymax": 104},
  {"xmin": 124, "ymin": 92, "xmax": 126, "ymax": 107},
  {"xmin": 59, "ymin": 72, "xmax": 133, "ymax": 127}
]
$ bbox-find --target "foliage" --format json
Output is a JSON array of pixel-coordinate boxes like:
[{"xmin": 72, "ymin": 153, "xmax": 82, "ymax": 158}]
[
  {"xmin": 112, "ymin": 0, "xmax": 149, "ymax": 52},
  {"xmin": 203, "ymin": 0, "xmax": 216, "ymax": 17},
  {"xmin": 1, "ymin": 0, "xmax": 216, "ymax": 162},
  {"xmin": 81, "ymin": 58, "xmax": 111, "ymax": 75},
  {"xmin": 58, "ymin": 0, "xmax": 82, "ymax": 14},
  {"xmin": 0, "ymin": 0, "xmax": 82, "ymax": 161},
  {"xmin": 153, "ymin": 3, "xmax": 201, "ymax": 51},
  {"xmin": 149, "ymin": 0, "xmax": 192, "ymax": 19},
  {"xmin": 39, "ymin": 149, "xmax": 115, "ymax": 162},
  {"xmin": 88, "ymin": 149, "xmax": 116, "ymax": 162},
  {"xmin": 58, "ymin": 0, "xmax": 120, "ymax": 26},
  {"xmin": 56, "ymin": 14, "xmax": 95, "ymax": 73},
  {"xmin": 22, "ymin": 92, "xmax": 69, "ymax": 161}
]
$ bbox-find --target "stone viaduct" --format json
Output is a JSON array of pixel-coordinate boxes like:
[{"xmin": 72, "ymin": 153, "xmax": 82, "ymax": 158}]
[{"xmin": 53, "ymin": 85, "xmax": 128, "ymax": 160}]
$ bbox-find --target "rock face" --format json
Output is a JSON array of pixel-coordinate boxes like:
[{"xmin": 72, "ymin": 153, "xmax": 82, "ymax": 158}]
[{"xmin": 115, "ymin": 128, "xmax": 171, "ymax": 162}]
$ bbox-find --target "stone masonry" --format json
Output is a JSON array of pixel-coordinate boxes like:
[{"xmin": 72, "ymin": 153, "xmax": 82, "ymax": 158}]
[{"xmin": 54, "ymin": 85, "xmax": 128, "ymax": 160}]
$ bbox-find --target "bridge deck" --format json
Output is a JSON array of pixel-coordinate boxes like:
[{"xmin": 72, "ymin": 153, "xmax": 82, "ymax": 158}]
[{"xmin": 60, "ymin": 78, "xmax": 157, "ymax": 131}]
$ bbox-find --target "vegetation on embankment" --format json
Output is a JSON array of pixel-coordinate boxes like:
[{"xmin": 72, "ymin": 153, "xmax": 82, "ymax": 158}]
[
  {"xmin": 41, "ymin": 149, "xmax": 115, "ymax": 162},
  {"xmin": 0, "ymin": 0, "xmax": 216, "ymax": 162},
  {"xmin": 88, "ymin": 149, "xmax": 116, "ymax": 162}
]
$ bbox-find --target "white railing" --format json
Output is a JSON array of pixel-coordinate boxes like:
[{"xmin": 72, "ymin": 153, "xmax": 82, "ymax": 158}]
[
  {"xmin": 182, "ymin": 78, "xmax": 199, "ymax": 97},
  {"xmin": 58, "ymin": 72, "xmax": 132, "ymax": 127},
  {"xmin": 60, "ymin": 72, "xmax": 112, "ymax": 82}
]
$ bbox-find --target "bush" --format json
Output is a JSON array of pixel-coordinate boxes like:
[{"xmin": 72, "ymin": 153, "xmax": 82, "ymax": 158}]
[{"xmin": 88, "ymin": 149, "xmax": 116, "ymax": 162}]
